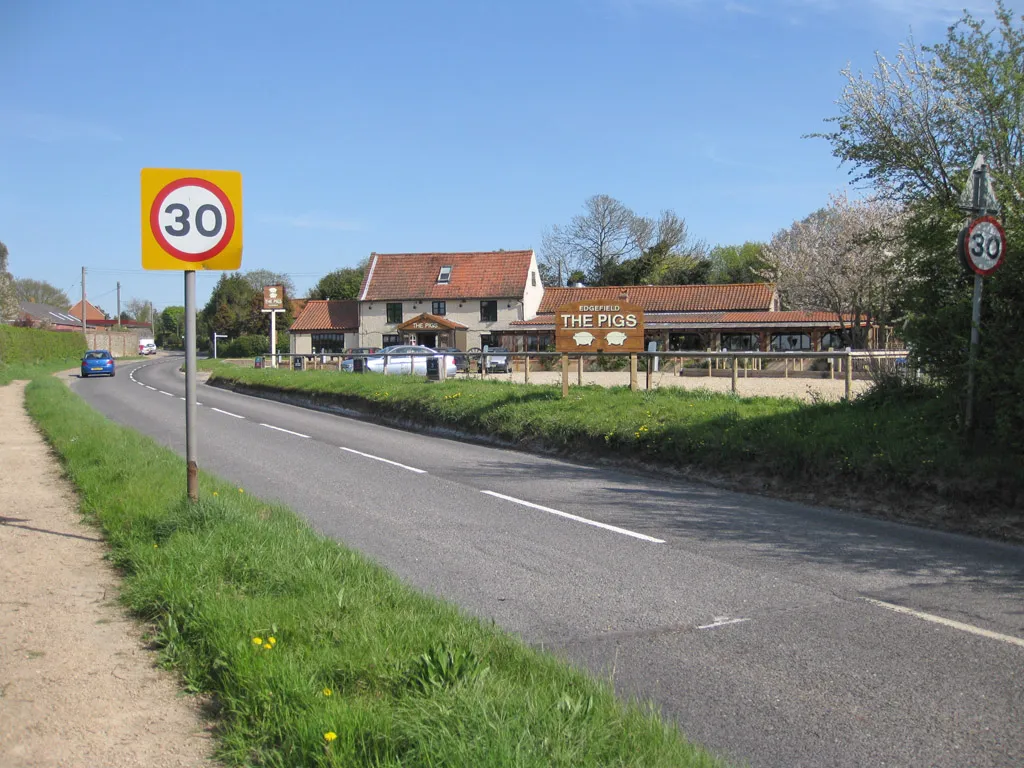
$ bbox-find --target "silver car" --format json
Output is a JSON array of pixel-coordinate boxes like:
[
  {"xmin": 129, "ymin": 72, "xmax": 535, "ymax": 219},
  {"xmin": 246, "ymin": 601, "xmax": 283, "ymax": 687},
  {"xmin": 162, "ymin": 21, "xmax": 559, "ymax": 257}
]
[{"xmin": 341, "ymin": 345, "xmax": 458, "ymax": 376}]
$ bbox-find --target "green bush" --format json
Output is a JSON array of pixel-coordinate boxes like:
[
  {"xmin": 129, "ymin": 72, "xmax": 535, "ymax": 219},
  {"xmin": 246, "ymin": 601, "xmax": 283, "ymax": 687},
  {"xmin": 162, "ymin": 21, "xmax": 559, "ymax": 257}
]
[
  {"xmin": 221, "ymin": 334, "xmax": 270, "ymax": 358},
  {"xmin": 0, "ymin": 325, "xmax": 86, "ymax": 366}
]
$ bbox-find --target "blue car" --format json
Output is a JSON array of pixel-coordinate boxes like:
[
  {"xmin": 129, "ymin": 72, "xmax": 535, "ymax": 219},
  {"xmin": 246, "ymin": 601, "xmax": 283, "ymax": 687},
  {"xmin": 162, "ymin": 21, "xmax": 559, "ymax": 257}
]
[{"xmin": 81, "ymin": 349, "xmax": 115, "ymax": 378}]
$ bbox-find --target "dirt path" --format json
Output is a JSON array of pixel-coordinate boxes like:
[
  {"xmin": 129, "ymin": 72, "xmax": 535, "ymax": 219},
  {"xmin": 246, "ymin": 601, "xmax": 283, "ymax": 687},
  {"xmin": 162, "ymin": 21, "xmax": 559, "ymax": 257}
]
[{"xmin": 0, "ymin": 380, "xmax": 218, "ymax": 768}]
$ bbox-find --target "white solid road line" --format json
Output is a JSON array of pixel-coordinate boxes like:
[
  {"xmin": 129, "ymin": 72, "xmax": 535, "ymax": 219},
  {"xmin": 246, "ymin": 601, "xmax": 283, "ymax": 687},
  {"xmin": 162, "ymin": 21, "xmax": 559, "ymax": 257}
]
[
  {"xmin": 697, "ymin": 617, "xmax": 750, "ymax": 630},
  {"xmin": 340, "ymin": 446, "xmax": 427, "ymax": 474},
  {"xmin": 260, "ymin": 423, "xmax": 310, "ymax": 438},
  {"xmin": 863, "ymin": 597, "xmax": 1024, "ymax": 649},
  {"xmin": 212, "ymin": 408, "xmax": 245, "ymax": 419},
  {"xmin": 480, "ymin": 490, "xmax": 665, "ymax": 544}
]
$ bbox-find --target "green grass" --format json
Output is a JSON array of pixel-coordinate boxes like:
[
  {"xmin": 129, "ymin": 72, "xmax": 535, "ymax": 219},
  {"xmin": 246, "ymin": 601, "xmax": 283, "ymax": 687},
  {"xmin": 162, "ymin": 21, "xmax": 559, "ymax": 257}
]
[
  {"xmin": 204, "ymin": 362, "xmax": 1024, "ymax": 512},
  {"xmin": 0, "ymin": 357, "xmax": 83, "ymax": 386},
  {"xmin": 25, "ymin": 376, "xmax": 726, "ymax": 768}
]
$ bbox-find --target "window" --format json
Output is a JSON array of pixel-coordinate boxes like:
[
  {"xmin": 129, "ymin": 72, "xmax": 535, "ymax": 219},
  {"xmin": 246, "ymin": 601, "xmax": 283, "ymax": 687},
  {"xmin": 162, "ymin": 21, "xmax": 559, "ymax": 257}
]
[
  {"xmin": 311, "ymin": 333, "xmax": 346, "ymax": 353},
  {"xmin": 382, "ymin": 334, "xmax": 400, "ymax": 346},
  {"xmin": 437, "ymin": 265, "xmax": 452, "ymax": 284},
  {"xmin": 386, "ymin": 303, "xmax": 403, "ymax": 324},
  {"xmin": 721, "ymin": 333, "xmax": 759, "ymax": 351},
  {"xmin": 480, "ymin": 300, "xmax": 497, "ymax": 322},
  {"xmin": 531, "ymin": 271, "xmax": 537, "ymax": 287},
  {"xmin": 770, "ymin": 333, "xmax": 811, "ymax": 351},
  {"xmin": 432, "ymin": 300, "xmax": 446, "ymax": 316}
]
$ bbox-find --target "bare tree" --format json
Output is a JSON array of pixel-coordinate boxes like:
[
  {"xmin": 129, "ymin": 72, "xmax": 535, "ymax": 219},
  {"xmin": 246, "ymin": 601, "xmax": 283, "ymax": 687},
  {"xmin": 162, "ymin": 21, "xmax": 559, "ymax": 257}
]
[
  {"xmin": 540, "ymin": 195, "xmax": 642, "ymax": 286},
  {"xmin": 243, "ymin": 269, "xmax": 296, "ymax": 300},
  {"xmin": 765, "ymin": 194, "xmax": 906, "ymax": 348},
  {"xmin": 124, "ymin": 297, "xmax": 153, "ymax": 324}
]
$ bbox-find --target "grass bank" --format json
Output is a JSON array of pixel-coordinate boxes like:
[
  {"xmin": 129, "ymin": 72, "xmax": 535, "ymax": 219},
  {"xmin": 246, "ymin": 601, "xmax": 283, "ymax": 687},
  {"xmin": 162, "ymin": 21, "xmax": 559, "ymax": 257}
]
[
  {"xmin": 205, "ymin": 362, "xmax": 1024, "ymax": 541},
  {"xmin": 25, "ymin": 376, "xmax": 725, "ymax": 768}
]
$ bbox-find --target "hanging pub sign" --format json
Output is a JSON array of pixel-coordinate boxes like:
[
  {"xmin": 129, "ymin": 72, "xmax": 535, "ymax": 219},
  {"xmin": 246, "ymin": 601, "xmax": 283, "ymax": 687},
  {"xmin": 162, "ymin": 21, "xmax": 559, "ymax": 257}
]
[
  {"xmin": 263, "ymin": 285, "xmax": 285, "ymax": 310},
  {"xmin": 555, "ymin": 300, "xmax": 645, "ymax": 353}
]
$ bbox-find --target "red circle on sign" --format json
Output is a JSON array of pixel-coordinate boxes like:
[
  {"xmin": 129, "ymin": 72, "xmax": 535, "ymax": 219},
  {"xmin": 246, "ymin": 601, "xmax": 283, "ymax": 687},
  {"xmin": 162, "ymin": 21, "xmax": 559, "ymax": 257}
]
[
  {"xmin": 965, "ymin": 215, "xmax": 1007, "ymax": 276},
  {"xmin": 149, "ymin": 177, "xmax": 236, "ymax": 262}
]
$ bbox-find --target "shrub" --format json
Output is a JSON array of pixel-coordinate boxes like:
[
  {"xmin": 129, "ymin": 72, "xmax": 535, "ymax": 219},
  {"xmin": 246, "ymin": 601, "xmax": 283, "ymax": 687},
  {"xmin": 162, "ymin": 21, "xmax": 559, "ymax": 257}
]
[{"xmin": 0, "ymin": 325, "xmax": 86, "ymax": 366}]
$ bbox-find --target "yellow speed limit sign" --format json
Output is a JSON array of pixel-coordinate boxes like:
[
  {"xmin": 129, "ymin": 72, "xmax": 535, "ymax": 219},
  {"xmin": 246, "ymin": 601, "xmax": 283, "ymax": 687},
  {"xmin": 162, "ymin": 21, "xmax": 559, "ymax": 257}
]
[{"xmin": 141, "ymin": 168, "xmax": 243, "ymax": 270}]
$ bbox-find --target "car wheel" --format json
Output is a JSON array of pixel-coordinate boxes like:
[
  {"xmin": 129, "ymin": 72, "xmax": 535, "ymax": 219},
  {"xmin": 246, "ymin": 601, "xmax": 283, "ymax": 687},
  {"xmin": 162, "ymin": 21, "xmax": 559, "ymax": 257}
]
[
  {"xmin": 111, "ymin": 371, "xmax": 116, "ymax": 377},
  {"xmin": 81, "ymin": 372, "xmax": 88, "ymax": 378}
]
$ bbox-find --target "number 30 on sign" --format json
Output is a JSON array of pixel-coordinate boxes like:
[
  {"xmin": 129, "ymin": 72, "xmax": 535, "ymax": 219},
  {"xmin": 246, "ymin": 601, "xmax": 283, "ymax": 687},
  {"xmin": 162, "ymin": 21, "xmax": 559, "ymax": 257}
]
[
  {"xmin": 962, "ymin": 215, "xmax": 1006, "ymax": 277},
  {"xmin": 141, "ymin": 168, "xmax": 243, "ymax": 270}
]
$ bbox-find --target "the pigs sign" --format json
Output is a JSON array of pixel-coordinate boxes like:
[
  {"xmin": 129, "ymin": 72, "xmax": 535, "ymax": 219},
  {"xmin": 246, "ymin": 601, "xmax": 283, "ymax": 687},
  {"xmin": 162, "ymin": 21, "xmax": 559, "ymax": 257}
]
[{"xmin": 555, "ymin": 301, "xmax": 645, "ymax": 353}]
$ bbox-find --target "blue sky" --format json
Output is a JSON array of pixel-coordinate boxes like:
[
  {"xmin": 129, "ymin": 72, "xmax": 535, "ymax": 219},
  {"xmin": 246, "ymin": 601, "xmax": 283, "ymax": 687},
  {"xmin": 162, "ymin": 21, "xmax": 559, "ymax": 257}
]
[{"xmin": 0, "ymin": 0, "xmax": 1006, "ymax": 314}]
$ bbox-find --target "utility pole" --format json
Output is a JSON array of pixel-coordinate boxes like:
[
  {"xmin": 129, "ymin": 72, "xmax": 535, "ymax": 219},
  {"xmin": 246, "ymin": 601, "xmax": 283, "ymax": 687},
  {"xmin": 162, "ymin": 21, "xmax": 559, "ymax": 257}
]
[
  {"xmin": 81, "ymin": 267, "xmax": 87, "ymax": 342},
  {"xmin": 116, "ymin": 282, "xmax": 121, "ymax": 329}
]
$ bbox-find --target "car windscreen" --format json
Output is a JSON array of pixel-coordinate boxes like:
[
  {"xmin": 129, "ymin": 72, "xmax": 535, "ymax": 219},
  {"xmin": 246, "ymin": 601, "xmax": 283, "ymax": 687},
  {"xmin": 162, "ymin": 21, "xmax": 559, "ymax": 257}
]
[{"xmin": 85, "ymin": 351, "xmax": 109, "ymax": 360}]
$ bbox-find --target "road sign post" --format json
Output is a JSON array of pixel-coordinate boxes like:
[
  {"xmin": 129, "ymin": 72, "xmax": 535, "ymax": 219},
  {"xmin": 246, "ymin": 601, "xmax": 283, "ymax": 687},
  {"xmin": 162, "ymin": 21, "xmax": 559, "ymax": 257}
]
[
  {"xmin": 261, "ymin": 285, "xmax": 286, "ymax": 368},
  {"xmin": 957, "ymin": 155, "xmax": 1006, "ymax": 432},
  {"xmin": 142, "ymin": 168, "xmax": 243, "ymax": 502}
]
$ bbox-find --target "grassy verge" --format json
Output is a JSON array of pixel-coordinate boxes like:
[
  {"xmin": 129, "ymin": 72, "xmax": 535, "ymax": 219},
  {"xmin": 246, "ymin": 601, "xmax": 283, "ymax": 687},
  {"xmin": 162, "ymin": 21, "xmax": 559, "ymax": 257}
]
[
  {"xmin": 203, "ymin": 362, "xmax": 1024, "ymax": 530},
  {"xmin": 25, "ymin": 376, "xmax": 725, "ymax": 768},
  {"xmin": 0, "ymin": 357, "xmax": 83, "ymax": 386}
]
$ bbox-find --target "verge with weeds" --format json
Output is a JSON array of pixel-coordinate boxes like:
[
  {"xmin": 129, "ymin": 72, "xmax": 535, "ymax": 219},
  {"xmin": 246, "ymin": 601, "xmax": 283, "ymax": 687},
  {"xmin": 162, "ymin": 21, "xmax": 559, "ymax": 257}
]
[{"xmin": 25, "ymin": 376, "xmax": 725, "ymax": 768}]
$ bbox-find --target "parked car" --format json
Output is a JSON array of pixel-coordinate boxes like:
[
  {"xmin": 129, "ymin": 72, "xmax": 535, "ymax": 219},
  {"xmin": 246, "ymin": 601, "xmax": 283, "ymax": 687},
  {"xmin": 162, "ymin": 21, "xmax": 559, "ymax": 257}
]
[
  {"xmin": 436, "ymin": 347, "xmax": 469, "ymax": 373},
  {"xmin": 340, "ymin": 345, "xmax": 457, "ymax": 376},
  {"xmin": 138, "ymin": 338, "xmax": 157, "ymax": 355},
  {"xmin": 342, "ymin": 346, "xmax": 380, "ymax": 360},
  {"xmin": 479, "ymin": 346, "xmax": 511, "ymax": 373},
  {"xmin": 81, "ymin": 349, "xmax": 115, "ymax": 378}
]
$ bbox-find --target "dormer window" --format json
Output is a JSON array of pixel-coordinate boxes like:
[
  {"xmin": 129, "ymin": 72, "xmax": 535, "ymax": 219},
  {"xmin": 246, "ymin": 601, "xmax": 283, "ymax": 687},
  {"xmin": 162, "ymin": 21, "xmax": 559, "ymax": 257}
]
[{"xmin": 437, "ymin": 265, "xmax": 452, "ymax": 284}]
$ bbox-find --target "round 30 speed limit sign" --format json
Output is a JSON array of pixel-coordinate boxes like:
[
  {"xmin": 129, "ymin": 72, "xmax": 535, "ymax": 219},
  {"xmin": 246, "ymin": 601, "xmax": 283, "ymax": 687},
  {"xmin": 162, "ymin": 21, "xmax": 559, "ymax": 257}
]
[
  {"xmin": 141, "ymin": 168, "xmax": 243, "ymax": 270},
  {"xmin": 964, "ymin": 215, "xmax": 1007, "ymax": 276}
]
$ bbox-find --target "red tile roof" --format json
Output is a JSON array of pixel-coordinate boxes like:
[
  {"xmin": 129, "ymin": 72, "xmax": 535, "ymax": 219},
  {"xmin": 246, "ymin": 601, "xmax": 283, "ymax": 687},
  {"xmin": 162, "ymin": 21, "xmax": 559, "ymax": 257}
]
[
  {"xmin": 289, "ymin": 300, "xmax": 359, "ymax": 332},
  {"xmin": 537, "ymin": 284, "xmax": 775, "ymax": 313},
  {"xmin": 68, "ymin": 300, "xmax": 107, "ymax": 322},
  {"xmin": 358, "ymin": 251, "xmax": 535, "ymax": 301}
]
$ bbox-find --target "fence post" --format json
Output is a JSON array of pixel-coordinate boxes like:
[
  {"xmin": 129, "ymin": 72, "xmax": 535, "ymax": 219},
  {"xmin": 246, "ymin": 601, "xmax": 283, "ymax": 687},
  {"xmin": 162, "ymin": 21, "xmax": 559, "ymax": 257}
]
[
  {"xmin": 845, "ymin": 348, "xmax": 853, "ymax": 401},
  {"xmin": 629, "ymin": 353, "xmax": 638, "ymax": 391},
  {"xmin": 731, "ymin": 355, "xmax": 738, "ymax": 394},
  {"xmin": 561, "ymin": 353, "xmax": 569, "ymax": 397},
  {"xmin": 577, "ymin": 355, "xmax": 583, "ymax": 386},
  {"xmin": 646, "ymin": 353, "xmax": 653, "ymax": 389},
  {"xmin": 524, "ymin": 354, "xmax": 530, "ymax": 385},
  {"xmin": 707, "ymin": 348, "xmax": 713, "ymax": 377}
]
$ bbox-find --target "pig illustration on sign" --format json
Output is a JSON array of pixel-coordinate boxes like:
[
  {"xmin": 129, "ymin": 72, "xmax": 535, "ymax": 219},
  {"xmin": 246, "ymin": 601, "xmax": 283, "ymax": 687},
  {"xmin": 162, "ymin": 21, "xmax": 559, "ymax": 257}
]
[
  {"xmin": 605, "ymin": 331, "xmax": 629, "ymax": 346},
  {"xmin": 572, "ymin": 331, "xmax": 597, "ymax": 346}
]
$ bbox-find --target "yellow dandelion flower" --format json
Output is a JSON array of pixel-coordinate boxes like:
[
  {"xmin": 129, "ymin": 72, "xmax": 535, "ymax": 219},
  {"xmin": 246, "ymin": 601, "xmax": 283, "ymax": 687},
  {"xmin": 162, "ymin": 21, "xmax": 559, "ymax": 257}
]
[
  {"xmin": 213, "ymin": 491, "xmax": 218, "ymax": 497},
  {"xmin": 153, "ymin": 543, "xmax": 159, "ymax": 548},
  {"xmin": 238, "ymin": 488, "xmax": 245, "ymax": 494},
  {"xmin": 324, "ymin": 731, "xmax": 337, "ymax": 742},
  {"xmin": 252, "ymin": 636, "xmax": 263, "ymax": 645},
  {"xmin": 322, "ymin": 687, "xmax": 332, "ymax": 697},
  {"xmin": 268, "ymin": 636, "xmax": 276, "ymax": 645},
  {"xmin": 263, "ymin": 643, "xmax": 272, "ymax": 650}
]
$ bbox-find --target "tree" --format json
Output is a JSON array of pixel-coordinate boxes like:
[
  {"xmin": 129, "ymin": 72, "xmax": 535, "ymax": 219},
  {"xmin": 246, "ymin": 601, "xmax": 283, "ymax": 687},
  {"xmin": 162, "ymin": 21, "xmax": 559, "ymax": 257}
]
[
  {"xmin": 542, "ymin": 197, "xmax": 704, "ymax": 286},
  {"xmin": 308, "ymin": 261, "xmax": 368, "ymax": 300},
  {"xmin": 124, "ymin": 298, "xmax": 154, "ymax": 324},
  {"xmin": 14, "ymin": 278, "xmax": 71, "ymax": 308},
  {"xmin": 157, "ymin": 306, "xmax": 185, "ymax": 349},
  {"xmin": 0, "ymin": 241, "xmax": 16, "ymax": 323},
  {"xmin": 815, "ymin": 2, "xmax": 1024, "ymax": 443},
  {"xmin": 242, "ymin": 269, "xmax": 296, "ymax": 300},
  {"xmin": 765, "ymin": 194, "xmax": 905, "ymax": 349},
  {"xmin": 707, "ymin": 242, "xmax": 770, "ymax": 284}
]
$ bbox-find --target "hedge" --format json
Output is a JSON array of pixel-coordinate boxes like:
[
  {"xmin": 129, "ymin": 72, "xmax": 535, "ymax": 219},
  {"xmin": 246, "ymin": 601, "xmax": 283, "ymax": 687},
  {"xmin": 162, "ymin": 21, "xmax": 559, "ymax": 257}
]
[{"xmin": 0, "ymin": 325, "xmax": 88, "ymax": 366}]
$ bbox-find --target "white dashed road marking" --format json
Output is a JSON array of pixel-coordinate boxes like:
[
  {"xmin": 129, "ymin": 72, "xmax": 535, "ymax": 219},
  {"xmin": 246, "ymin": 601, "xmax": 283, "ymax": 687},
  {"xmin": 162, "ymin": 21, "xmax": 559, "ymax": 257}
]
[
  {"xmin": 697, "ymin": 617, "xmax": 750, "ymax": 630},
  {"xmin": 212, "ymin": 408, "xmax": 244, "ymax": 419},
  {"xmin": 480, "ymin": 490, "xmax": 665, "ymax": 544},
  {"xmin": 340, "ymin": 447, "xmax": 426, "ymax": 474},
  {"xmin": 863, "ymin": 598, "xmax": 1024, "ymax": 649},
  {"xmin": 260, "ymin": 423, "xmax": 310, "ymax": 439}
]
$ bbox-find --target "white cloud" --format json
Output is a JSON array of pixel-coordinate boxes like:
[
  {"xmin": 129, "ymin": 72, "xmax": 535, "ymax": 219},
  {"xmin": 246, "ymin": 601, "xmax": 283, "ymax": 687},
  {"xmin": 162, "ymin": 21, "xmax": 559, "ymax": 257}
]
[{"xmin": 0, "ymin": 109, "xmax": 122, "ymax": 143}]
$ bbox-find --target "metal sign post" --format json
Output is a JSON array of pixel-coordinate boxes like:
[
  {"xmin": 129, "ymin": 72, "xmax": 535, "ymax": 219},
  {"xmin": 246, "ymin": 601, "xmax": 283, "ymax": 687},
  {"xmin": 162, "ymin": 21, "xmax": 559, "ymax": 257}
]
[
  {"xmin": 184, "ymin": 271, "xmax": 198, "ymax": 501},
  {"xmin": 141, "ymin": 168, "xmax": 243, "ymax": 503},
  {"xmin": 262, "ymin": 285, "xmax": 286, "ymax": 367},
  {"xmin": 957, "ymin": 155, "xmax": 1006, "ymax": 431}
]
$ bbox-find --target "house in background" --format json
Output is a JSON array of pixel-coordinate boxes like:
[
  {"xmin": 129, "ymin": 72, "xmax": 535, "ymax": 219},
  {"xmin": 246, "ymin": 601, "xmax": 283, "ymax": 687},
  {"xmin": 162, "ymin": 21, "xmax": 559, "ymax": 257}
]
[
  {"xmin": 288, "ymin": 299, "xmax": 359, "ymax": 354},
  {"xmin": 356, "ymin": 250, "xmax": 543, "ymax": 350},
  {"xmin": 14, "ymin": 301, "xmax": 85, "ymax": 330},
  {"xmin": 67, "ymin": 299, "xmax": 152, "ymax": 333}
]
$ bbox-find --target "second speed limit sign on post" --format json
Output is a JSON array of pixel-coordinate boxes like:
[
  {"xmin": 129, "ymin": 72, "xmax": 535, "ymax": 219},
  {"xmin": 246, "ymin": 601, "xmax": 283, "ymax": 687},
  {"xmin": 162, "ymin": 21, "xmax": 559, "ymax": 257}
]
[
  {"xmin": 964, "ymin": 215, "xmax": 1006, "ymax": 276},
  {"xmin": 141, "ymin": 168, "xmax": 243, "ymax": 270}
]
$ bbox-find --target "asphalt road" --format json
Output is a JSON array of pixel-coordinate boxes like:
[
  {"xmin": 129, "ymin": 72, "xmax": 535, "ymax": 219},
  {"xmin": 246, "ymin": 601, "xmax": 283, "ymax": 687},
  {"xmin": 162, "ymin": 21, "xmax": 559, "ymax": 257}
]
[{"xmin": 69, "ymin": 355, "xmax": 1024, "ymax": 768}]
